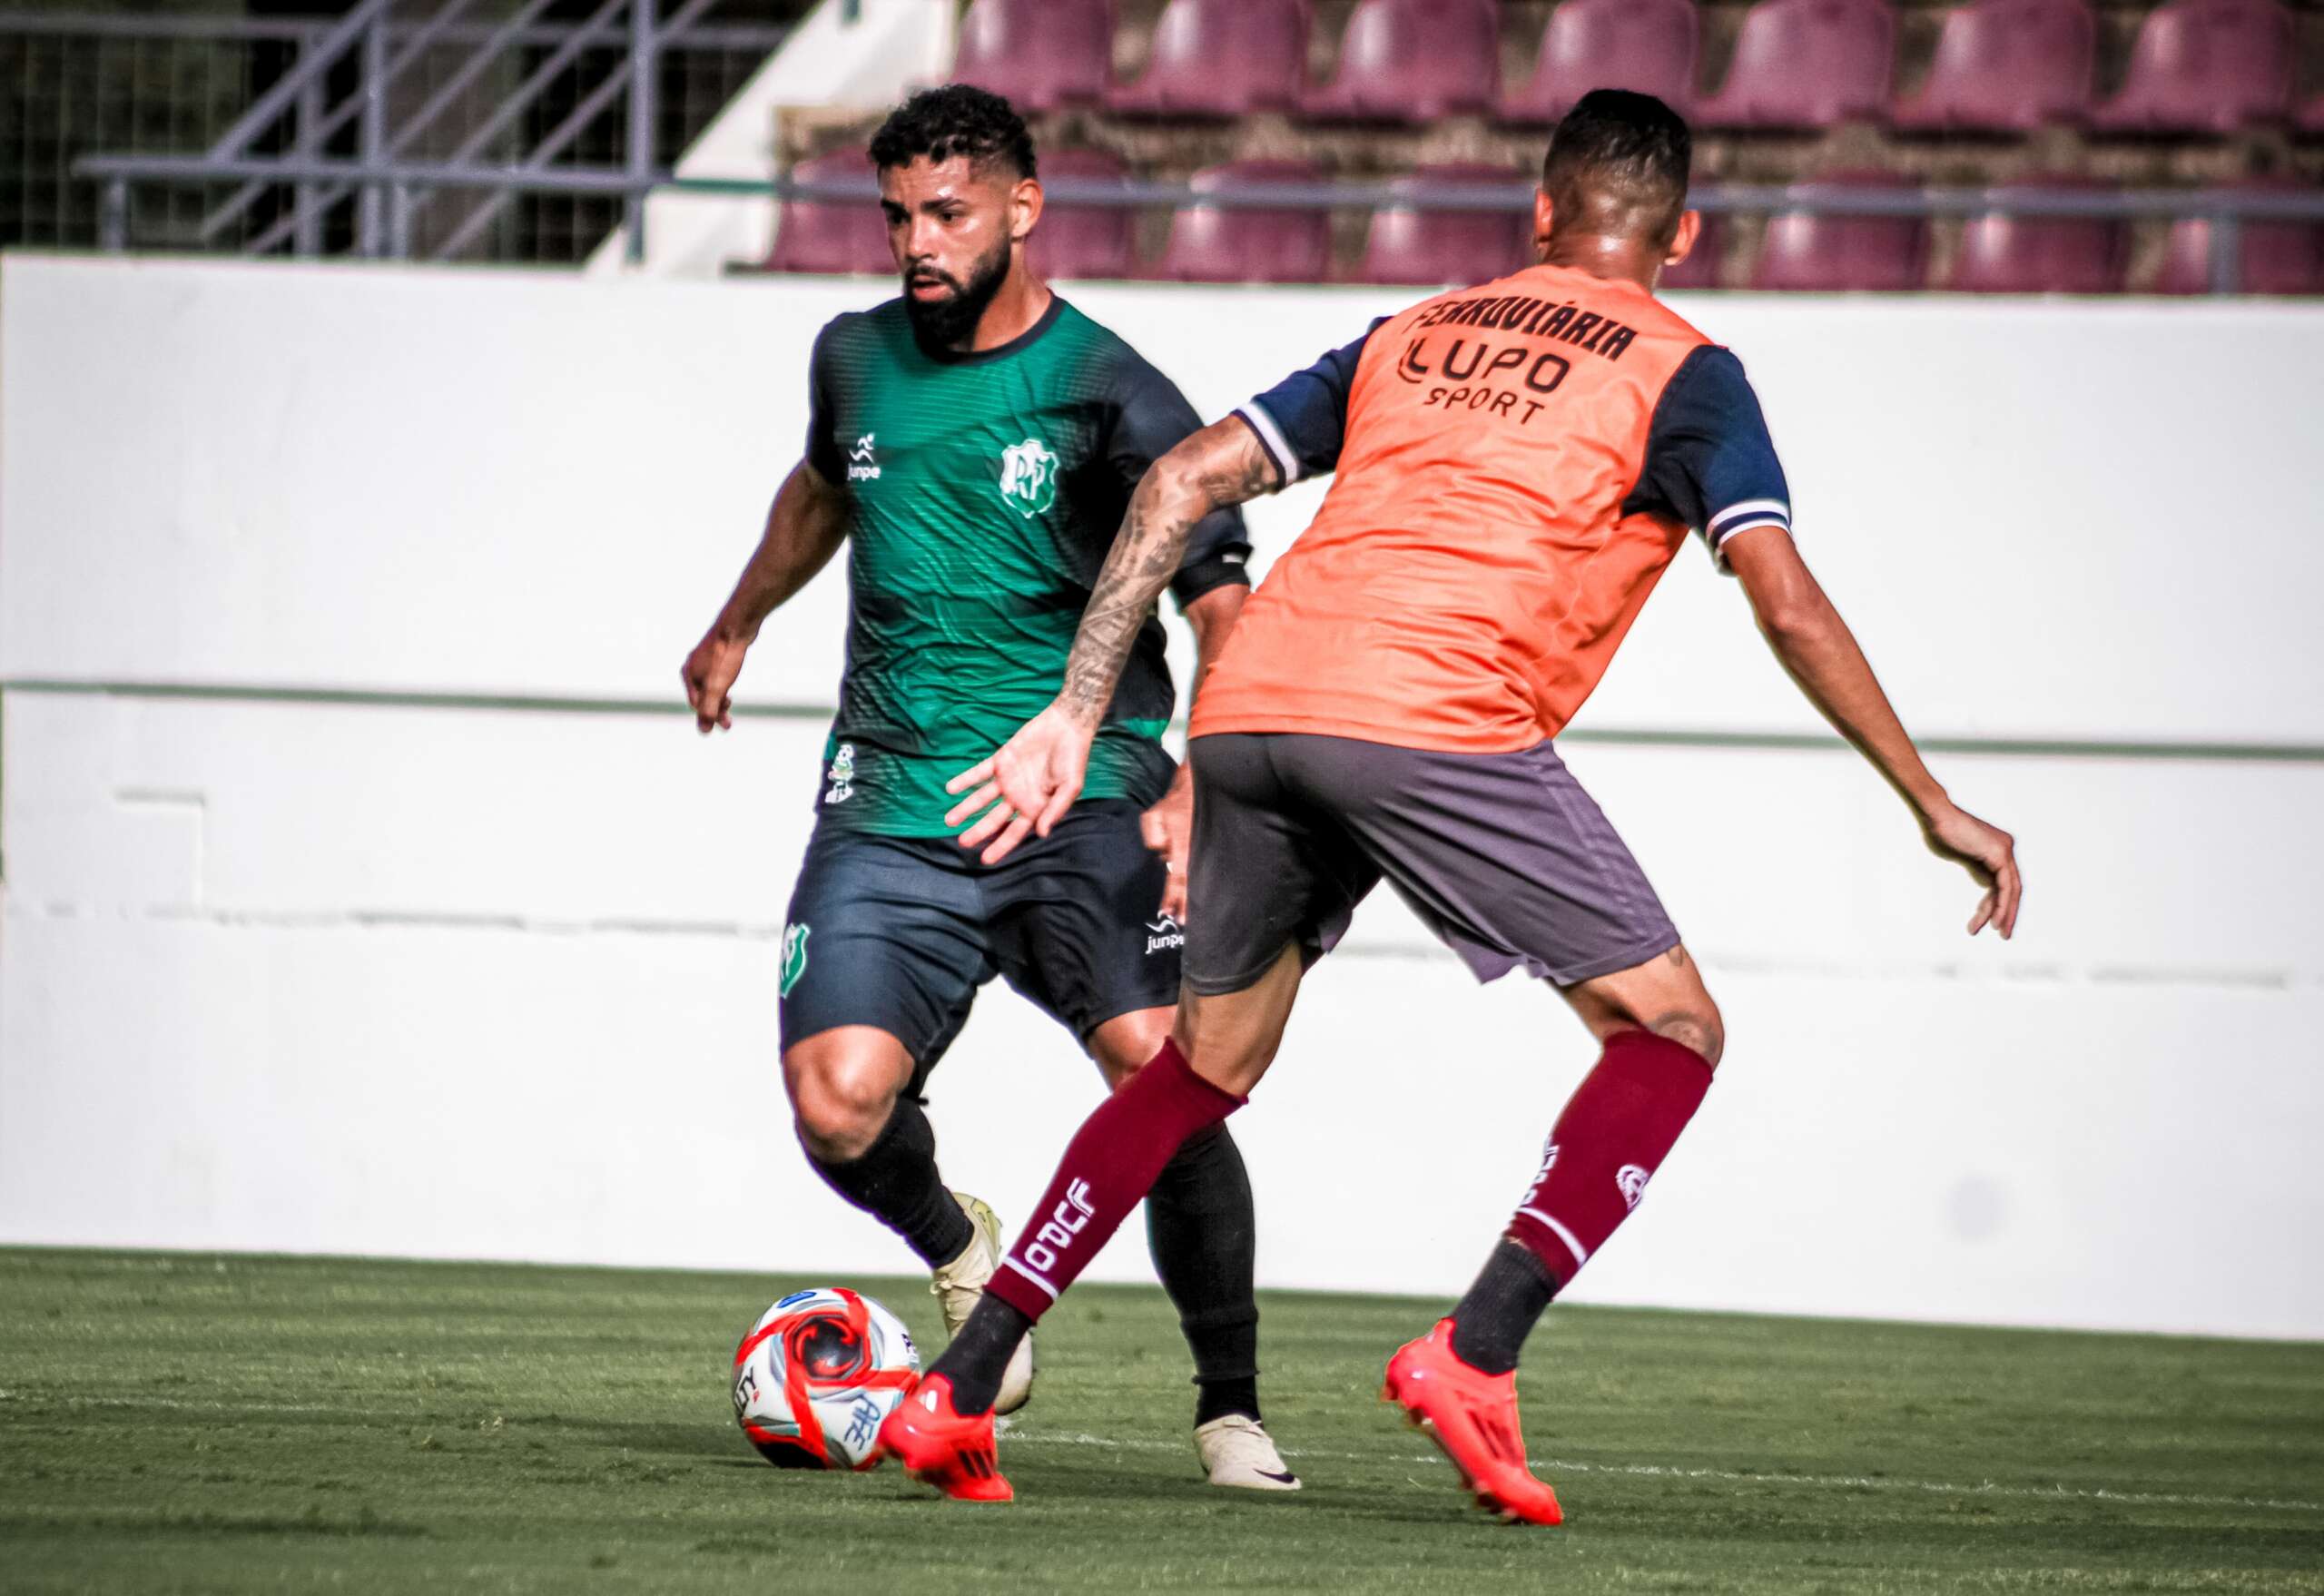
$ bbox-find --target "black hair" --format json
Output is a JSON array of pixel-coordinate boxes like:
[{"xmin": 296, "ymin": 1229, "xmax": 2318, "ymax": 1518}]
[
  {"xmin": 868, "ymin": 84, "xmax": 1038, "ymax": 182},
  {"xmin": 1541, "ymin": 89, "xmax": 1691, "ymax": 248}
]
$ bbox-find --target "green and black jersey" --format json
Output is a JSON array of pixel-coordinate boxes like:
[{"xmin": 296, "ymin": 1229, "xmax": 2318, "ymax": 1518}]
[{"xmin": 802, "ymin": 295, "xmax": 1250, "ymax": 837}]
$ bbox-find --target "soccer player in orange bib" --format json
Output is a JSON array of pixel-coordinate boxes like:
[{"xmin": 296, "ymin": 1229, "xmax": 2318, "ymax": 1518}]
[{"xmin": 881, "ymin": 90, "xmax": 2024, "ymax": 1520}]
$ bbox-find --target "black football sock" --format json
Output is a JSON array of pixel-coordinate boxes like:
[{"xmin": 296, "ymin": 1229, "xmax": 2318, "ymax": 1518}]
[
  {"xmin": 803, "ymin": 1098, "xmax": 975, "ymax": 1270},
  {"xmin": 1146, "ymin": 1124, "xmax": 1263, "ymax": 1425},
  {"xmin": 927, "ymin": 1294, "xmax": 1034, "ymax": 1417},
  {"xmin": 1449, "ymin": 1240, "xmax": 1561, "ymax": 1376}
]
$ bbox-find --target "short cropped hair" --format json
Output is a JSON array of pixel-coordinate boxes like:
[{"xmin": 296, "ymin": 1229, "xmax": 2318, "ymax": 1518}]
[
  {"xmin": 868, "ymin": 84, "xmax": 1038, "ymax": 182},
  {"xmin": 1541, "ymin": 89, "xmax": 1691, "ymax": 249}
]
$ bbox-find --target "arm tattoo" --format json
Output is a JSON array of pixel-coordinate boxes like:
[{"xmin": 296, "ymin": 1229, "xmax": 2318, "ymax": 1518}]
[{"xmin": 1058, "ymin": 420, "xmax": 1278, "ymax": 725}]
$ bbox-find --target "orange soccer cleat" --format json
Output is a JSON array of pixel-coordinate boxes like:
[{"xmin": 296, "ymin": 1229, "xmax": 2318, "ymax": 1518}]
[
  {"xmin": 877, "ymin": 1374, "xmax": 1013, "ymax": 1502},
  {"xmin": 1382, "ymin": 1318, "xmax": 1563, "ymax": 1526}
]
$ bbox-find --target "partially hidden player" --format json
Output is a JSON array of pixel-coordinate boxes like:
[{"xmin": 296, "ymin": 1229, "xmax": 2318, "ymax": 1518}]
[
  {"xmin": 883, "ymin": 91, "xmax": 2024, "ymax": 1516},
  {"xmin": 682, "ymin": 86, "xmax": 1298, "ymax": 1490}
]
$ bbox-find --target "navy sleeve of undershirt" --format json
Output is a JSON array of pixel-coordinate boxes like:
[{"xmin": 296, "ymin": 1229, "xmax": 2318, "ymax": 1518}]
[
  {"xmin": 1627, "ymin": 345, "xmax": 1793, "ymax": 572},
  {"xmin": 1233, "ymin": 322, "xmax": 1383, "ymax": 484}
]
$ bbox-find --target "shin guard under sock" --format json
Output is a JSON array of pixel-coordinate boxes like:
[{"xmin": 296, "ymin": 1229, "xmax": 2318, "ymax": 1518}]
[
  {"xmin": 983, "ymin": 1039, "xmax": 1245, "ymax": 1323},
  {"xmin": 1147, "ymin": 1123, "xmax": 1262, "ymax": 1424},
  {"xmin": 803, "ymin": 1098, "xmax": 974, "ymax": 1270},
  {"xmin": 1504, "ymin": 1029, "xmax": 1714, "ymax": 1286}
]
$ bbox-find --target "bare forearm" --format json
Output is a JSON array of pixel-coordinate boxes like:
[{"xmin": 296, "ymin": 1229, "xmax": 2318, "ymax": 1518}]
[
  {"xmin": 1722, "ymin": 529, "xmax": 2021, "ymax": 936},
  {"xmin": 1059, "ymin": 419, "xmax": 1278, "ymax": 727},
  {"xmin": 1763, "ymin": 594, "xmax": 1949, "ymax": 818},
  {"xmin": 1059, "ymin": 469, "xmax": 1215, "ymax": 723},
  {"xmin": 714, "ymin": 462, "xmax": 846, "ymax": 639}
]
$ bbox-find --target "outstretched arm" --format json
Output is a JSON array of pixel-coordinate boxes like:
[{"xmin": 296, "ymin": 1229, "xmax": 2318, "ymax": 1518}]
[
  {"xmin": 1722, "ymin": 526, "xmax": 2023, "ymax": 938},
  {"xmin": 947, "ymin": 417, "xmax": 1280, "ymax": 862},
  {"xmin": 681, "ymin": 460, "xmax": 849, "ymax": 734}
]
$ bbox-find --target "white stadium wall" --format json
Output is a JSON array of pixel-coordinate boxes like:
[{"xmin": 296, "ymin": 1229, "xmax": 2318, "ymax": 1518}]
[{"xmin": 2, "ymin": 253, "xmax": 2320, "ymax": 1339}]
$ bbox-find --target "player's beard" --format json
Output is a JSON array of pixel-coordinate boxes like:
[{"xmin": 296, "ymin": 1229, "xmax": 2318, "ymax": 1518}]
[{"xmin": 901, "ymin": 240, "xmax": 1012, "ymax": 353}]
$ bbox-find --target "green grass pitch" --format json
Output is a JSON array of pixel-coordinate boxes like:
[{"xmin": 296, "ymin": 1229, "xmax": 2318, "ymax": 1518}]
[{"xmin": 2, "ymin": 1249, "xmax": 2319, "ymax": 1594}]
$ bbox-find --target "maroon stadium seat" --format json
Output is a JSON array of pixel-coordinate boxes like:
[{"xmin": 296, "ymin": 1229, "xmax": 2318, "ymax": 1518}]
[
  {"xmin": 2086, "ymin": 0, "xmax": 2294, "ymax": 136},
  {"xmin": 1948, "ymin": 178, "xmax": 2128, "ymax": 293},
  {"xmin": 2300, "ymin": 94, "xmax": 2324, "ymax": 134},
  {"xmin": 1659, "ymin": 209, "xmax": 1726, "ymax": 290},
  {"xmin": 763, "ymin": 152, "xmax": 890, "ymax": 276},
  {"xmin": 1302, "ymin": 0, "xmax": 1499, "ymax": 124},
  {"xmin": 1025, "ymin": 149, "xmax": 1137, "ymax": 281},
  {"xmin": 1150, "ymin": 161, "xmax": 1333, "ymax": 283},
  {"xmin": 2153, "ymin": 180, "xmax": 2324, "ymax": 294},
  {"xmin": 1694, "ymin": 0, "xmax": 1896, "ymax": 132},
  {"xmin": 1354, "ymin": 164, "xmax": 1532, "ymax": 286},
  {"xmin": 1109, "ymin": 0, "xmax": 1309, "ymax": 119},
  {"xmin": 1890, "ymin": 0, "xmax": 2096, "ymax": 134},
  {"xmin": 1496, "ymin": 0, "xmax": 1699, "ymax": 127},
  {"xmin": 1751, "ymin": 172, "xmax": 1929, "ymax": 291},
  {"xmin": 950, "ymin": 0, "xmax": 1115, "ymax": 113}
]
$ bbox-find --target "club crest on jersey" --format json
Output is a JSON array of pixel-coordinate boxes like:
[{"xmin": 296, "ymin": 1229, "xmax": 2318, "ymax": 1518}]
[
  {"xmin": 847, "ymin": 432, "xmax": 881, "ymax": 481},
  {"xmin": 823, "ymin": 742, "xmax": 856, "ymax": 805},
  {"xmin": 1144, "ymin": 913, "xmax": 1184, "ymax": 956},
  {"xmin": 780, "ymin": 922, "xmax": 811, "ymax": 997},
  {"xmin": 997, "ymin": 437, "xmax": 1059, "ymax": 518},
  {"xmin": 1616, "ymin": 1164, "xmax": 1651, "ymax": 1210}
]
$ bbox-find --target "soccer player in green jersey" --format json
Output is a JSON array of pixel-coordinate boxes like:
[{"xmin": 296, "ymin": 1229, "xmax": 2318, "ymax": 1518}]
[{"xmin": 681, "ymin": 86, "xmax": 1295, "ymax": 1489}]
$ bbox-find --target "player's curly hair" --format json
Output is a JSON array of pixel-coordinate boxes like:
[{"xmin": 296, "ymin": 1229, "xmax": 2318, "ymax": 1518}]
[
  {"xmin": 1542, "ymin": 89, "xmax": 1691, "ymax": 249},
  {"xmin": 868, "ymin": 84, "xmax": 1038, "ymax": 181}
]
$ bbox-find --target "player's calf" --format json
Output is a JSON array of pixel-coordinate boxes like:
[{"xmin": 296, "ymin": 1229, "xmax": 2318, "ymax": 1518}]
[
  {"xmin": 1496, "ymin": 1025, "xmax": 1713, "ymax": 1308},
  {"xmin": 1437, "ymin": 1009, "xmax": 1718, "ymax": 1465},
  {"xmin": 785, "ymin": 1034, "xmax": 978, "ymax": 1274}
]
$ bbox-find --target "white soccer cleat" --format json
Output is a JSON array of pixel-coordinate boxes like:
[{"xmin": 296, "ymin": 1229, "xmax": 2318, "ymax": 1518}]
[
  {"xmin": 929, "ymin": 1191, "xmax": 1035, "ymax": 1415},
  {"xmin": 1194, "ymin": 1414, "xmax": 1302, "ymax": 1491}
]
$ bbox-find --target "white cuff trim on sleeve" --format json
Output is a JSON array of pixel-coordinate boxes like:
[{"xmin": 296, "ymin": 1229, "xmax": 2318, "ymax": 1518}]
[
  {"xmin": 1705, "ymin": 500, "xmax": 1793, "ymax": 571},
  {"xmin": 1235, "ymin": 400, "xmax": 1303, "ymax": 487},
  {"xmin": 1707, "ymin": 498, "xmax": 1791, "ymax": 540},
  {"xmin": 1711, "ymin": 515, "xmax": 1791, "ymax": 547}
]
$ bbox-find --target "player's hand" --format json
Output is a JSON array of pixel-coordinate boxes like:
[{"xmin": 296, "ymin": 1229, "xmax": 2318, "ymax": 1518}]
[
  {"xmin": 1920, "ymin": 801, "xmax": 2022, "ymax": 939},
  {"xmin": 945, "ymin": 701, "xmax": 1096, "ymax": 865},
  {"xmin": 682, "ymin": 627, "xmax": 749, "ymax": 734},
  {"xmin": 1141, "ymin": 765, "xmax": 1195, "ymax": 922}
]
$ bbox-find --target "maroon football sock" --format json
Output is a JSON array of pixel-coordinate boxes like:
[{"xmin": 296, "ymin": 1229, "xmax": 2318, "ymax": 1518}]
[
  {"xmin": 984, "ymin": 1039, "xmax": 1245, "ymax": 1321},
  {"xmin": 1502, "ymin": 1030, "xmax": 1713, "ymax": 1285}
]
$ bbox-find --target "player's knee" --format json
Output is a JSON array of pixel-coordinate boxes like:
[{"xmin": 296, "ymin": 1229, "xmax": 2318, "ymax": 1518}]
[
  {"xmin": 783, "ymin": 1049, "xmax": 901, "ymax": 1163},
  {"xmin": 1646, "ymin": 1001, "xmax": 1724, "ymax": 1070}
]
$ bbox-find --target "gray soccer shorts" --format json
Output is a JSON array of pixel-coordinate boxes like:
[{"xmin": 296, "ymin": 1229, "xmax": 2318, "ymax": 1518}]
[{"xmin": 1183, "ymin": 733, "xmax": 1679, "ymax": 996}]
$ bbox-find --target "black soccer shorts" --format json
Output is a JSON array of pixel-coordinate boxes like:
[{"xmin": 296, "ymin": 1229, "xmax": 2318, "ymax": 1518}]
[{"xmin": 776, "ymin": 800, "xmax": 1182, "ymax": 1092}]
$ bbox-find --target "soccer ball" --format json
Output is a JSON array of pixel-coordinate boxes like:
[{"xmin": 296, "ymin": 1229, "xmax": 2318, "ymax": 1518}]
[{"xmin": 732, "ymin": 1287, "xmax": 920, "ymax": 1470}]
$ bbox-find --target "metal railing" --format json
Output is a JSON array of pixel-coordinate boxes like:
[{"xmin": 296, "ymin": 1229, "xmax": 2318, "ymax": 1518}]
[
  {"xmin": 746, "ymin": 171, "xmax": 2324, "ymax": 296},
  {"xmin": 64, "ymin": 157, "xmax": 2324, "ymax": 292},
  {"xmin": 6, "ymin": 5, "xmax": 790, "ymax": 263}
]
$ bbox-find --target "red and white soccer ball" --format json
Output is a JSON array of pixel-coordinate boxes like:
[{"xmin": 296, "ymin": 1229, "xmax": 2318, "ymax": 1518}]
[{"xmin": 732, "ymin": 1287, "xmax": 920, "ymax": 1470}]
